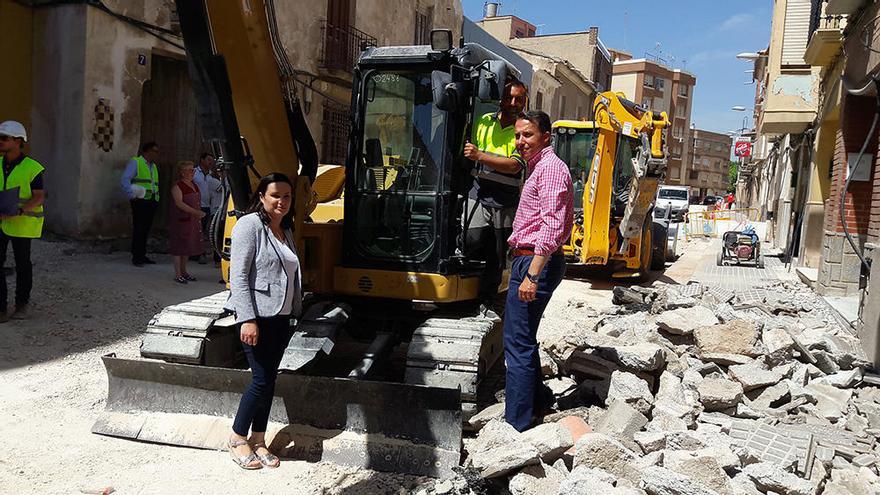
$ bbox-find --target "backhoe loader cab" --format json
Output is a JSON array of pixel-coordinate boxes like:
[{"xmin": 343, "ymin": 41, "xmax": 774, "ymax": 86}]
[{"xmin": 552, "ymin": 92, "xmax": 670, "ymax": 276}]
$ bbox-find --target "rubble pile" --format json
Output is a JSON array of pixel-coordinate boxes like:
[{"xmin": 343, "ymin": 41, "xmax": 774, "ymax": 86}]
[{"xmin": 416, "ymin": 281, "xmax": 880, "ymax": 495}]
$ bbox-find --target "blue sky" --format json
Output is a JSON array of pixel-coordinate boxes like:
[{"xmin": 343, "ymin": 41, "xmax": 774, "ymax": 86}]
[{"xmin": 462, "ymin": 0, "xmax": 772, "ymax": 134}]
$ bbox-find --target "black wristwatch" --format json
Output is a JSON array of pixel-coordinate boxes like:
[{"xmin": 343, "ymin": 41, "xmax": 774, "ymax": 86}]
[{"xmin": 525, "ymin": 272, "xmax": 540, "ymax": 284}]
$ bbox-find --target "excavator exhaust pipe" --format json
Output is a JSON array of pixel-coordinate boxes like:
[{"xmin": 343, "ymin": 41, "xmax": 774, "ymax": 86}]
[{"xmin": 92, "ymin": 354, "xmax": 462, "ymax": 477}]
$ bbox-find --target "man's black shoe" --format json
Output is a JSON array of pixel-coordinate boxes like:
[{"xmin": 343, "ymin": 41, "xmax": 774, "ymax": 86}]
[{"xmin": 142, "ymin": 257, "xmax": 157, "ymax": 265}]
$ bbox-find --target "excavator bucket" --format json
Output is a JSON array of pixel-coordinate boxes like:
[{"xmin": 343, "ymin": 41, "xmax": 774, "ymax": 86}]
[{"xmin": 92, "ymin": 354, "xmax": 462, "ymax": 477}]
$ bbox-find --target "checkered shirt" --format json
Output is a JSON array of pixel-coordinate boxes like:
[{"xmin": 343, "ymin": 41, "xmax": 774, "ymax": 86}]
[{"xmin": 507, "ymin": 146, "xmax": 574, "ymax": 256}]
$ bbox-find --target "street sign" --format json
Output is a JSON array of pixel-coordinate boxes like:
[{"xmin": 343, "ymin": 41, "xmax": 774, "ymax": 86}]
[{"xmin": 734, "ymin": 139, "xmax": 752, "ymax": 157}]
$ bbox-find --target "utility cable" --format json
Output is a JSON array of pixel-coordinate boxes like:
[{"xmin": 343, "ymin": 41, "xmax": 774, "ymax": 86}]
[{"xmin": 839, "ymin": 76, "xmax": 880, "ymax": 273}]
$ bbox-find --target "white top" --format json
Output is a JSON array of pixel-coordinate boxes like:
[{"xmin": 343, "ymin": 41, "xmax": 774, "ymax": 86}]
[
  {"xmin": 268, "ymin": 232, "xmax": 301, "ymax": 316},
  {"xmin": 193, "ymin": 167, "xmax": 212, "ymax": 208},
  {"xmin": 207, "ymin": 175, "xmax": 224, "ymax": 213}
]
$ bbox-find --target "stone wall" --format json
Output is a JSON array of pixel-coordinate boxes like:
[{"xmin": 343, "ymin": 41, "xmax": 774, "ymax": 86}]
[{"xmin": 817, "ymin": 231, "xmax": 865, "ymax": 296}]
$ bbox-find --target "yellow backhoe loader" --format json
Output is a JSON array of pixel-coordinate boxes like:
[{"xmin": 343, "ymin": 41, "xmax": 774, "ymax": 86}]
[
  {"xmin": 93, "ymin": 0, "xmax": 528, "ymax": 478},
  {"xmin": 552, "ymin": 91, "xmax": 671, "ymax": 278}
]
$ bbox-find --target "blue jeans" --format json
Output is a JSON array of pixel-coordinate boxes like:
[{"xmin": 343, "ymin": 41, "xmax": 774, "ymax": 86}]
[
  {"xmin": 503, "ymin": 253, "xmax": 566, "ymax": 431},
  {"xmin": 232, "ymin": 315, "xmax": 294, "ymax": 435}
]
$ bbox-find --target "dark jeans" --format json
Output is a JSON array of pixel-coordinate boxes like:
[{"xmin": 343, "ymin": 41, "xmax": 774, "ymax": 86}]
[
  {"xmin": 232, "ymin": 315, "xmax": 294, "ymax": 435},
  {"xmin": 0, "ymin": 233, "xmax": 32, "ymax": 311},
  {"xmin": 503, "ymin": 253, "xmax": 566, "ymax": 431},
  {"xmin": 130, "ymin": 199, "xmax": 158, "ymax": 261}
]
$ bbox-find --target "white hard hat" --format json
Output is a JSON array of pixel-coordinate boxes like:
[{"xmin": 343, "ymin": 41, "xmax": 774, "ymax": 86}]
[{"xmin": 0, "ymin": 121, "xmax": 27, "ymax": 142}]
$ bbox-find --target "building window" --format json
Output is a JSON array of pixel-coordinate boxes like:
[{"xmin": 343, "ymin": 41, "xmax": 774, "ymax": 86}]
[
  {"xmin": 515, "ymin": 29, "xmax": 525, "ymax": 38},
  {"xmin": 675, "ymin": 104, "xmax": 686, "ymax": 118},
  {"xmin": 656, "ymin": 78, "xmax": 665, "ymax": 90},
  {"xmin": 689, "ymin": 170, "xmax": 699, "ymax": 180},
  {"xmin": 535, "ymin": 91, "xmax": 544, "ymax": 111},
  {"xmin": 678, "ymin": 85, "xmax": 688, "ymax": 97},
  {"xmin": 643, "ymin": 75, "xmax": 654, "ymax": 88},
  {"xmin": 414, "ymin": 7, "xmax": 433, "ymax": 45},
  {"xmin": 321, "ymin": 99, "xmax": 350, "ymax": 165},
  {"xmin": 670, "ymin": 166, "xmax": 680, "ymax": 179},
  {"xmin": 672, "ymin": 126, "xmax": 682, "ymax": 139},
  {"xmin": 528, "ymin": 28, "xmax": 536, "ymax": 37}
]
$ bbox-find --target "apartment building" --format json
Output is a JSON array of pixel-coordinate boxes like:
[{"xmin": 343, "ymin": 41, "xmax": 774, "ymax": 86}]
[
  {"xmin": 688, "ymin": 130, "xmax": 733, "ymax": 198},
  {"xmin": 609, "ymin": 52, "xmax": 697, "ymax": 186},
  {"xmin": 475, "ymin": 11, "xmax": 611, "ymax": 120}
]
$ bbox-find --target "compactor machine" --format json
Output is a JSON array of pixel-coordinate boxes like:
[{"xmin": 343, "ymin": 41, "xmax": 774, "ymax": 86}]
[
  {"xmin": 93, "ymin": 0, "xmax": 528, "ymax": 477},
  {"xmin": 552, "ymin": 92, "xmax": 672, "ymax": 277}
]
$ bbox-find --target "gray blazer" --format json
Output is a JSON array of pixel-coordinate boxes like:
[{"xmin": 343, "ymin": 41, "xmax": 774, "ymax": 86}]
[{"xmin": 225, "ymin": 212, "xmax": 302, "ymax": 323}]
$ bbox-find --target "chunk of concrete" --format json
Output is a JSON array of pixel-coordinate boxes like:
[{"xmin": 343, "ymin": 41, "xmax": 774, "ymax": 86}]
[
  {"xmin": 521, "ymin": 421, "xmax": 574, "ymax": 462},
  {"xmin": 607, "ymin": 370, "xmax": 654, "ymax": 415},
  {"xmin": 634, "ymin": 431, "xmax": 667, "ymax": 453},
  {"xmin": 762, "ymin": 328, "xmax": 795, "ymax": 363},
  {"xmin": 467, "ymin": 402, "xmax": 505, "ymax": 432},
  {"xmin": 694, "ymin": 320, "xmax": 760, "ymax": 357},
  {"xmin": 657, "ymin": 306, "xmax": 719, "ymax": 335},
  {"xmin": 639, "ymin": 466, "xmax": 721, "ymax": 495},
  {"xmin": 467, "ymin": 420, "xmax": 541, "ymax": 478},
  {"xmin": 805, "ymin": 382, "xmax": 853, "ymax": 421},
  {"xmin": 698, "ymin": 378, "xmax": 744, "ymax": 412},
  {"xmin": 573, "ymin": 433, "xmax": 641, "ymax": 483},
  {"xmin": 600, "ymin": 342, "xmax": 666, "ymax": 372},
  {"xmin": 745, "ymin": 382, "xmax": 791, "ymax": 411},
  {"xmin": 728, "ymin": 362, "xmax": 784, "ymax": 392},
  {"xmin": 742, "ymin": 462, "xmax": 813, "ymax": 495},
  {"xmin": 814, "ymin": 368, "xmax": 864, "ymax": 388},
  {"xmin": 558, "ymin": 466, "xmax": 618, "ymax": 494},
  {"xmin": 594, "ymin": 399, "xmax": 649, "ymax": 451},
  {"xmin": 664, "ymin": 450, "xmax": 735, "ymax": 495},
  {"xmin": 508, "ymin": 462, "xmax": 567, "ymax": 495}
]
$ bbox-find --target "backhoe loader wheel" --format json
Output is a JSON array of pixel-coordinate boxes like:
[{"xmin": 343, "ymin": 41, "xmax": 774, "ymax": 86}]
[
  {"xmin": 638, "ymin": 217, "xmax": 654, "ymax": 280},
  {"xmin": 651, "ymin": 220, "xmax": 667, "ymax": 271}
]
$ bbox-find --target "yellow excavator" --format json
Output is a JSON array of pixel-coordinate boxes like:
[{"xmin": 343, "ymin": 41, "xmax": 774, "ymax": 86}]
[
  {"xmin": 552, "ymin": 91, "xmax": 671, "ymax": 278},
  {"xmin": 92, "ymin": 0, "xmax": 529, "ymax": 478}
]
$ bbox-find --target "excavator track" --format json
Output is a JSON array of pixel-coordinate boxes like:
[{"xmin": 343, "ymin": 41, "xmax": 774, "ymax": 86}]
[{"xmin": 404, "ymin": 314, "xmax": 503, "ymax": 422}]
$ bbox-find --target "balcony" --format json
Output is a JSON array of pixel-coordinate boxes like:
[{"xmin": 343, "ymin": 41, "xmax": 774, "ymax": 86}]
[
  {"xmin": 804, "ymin": 0, "xmax": 847, "ymax": 67},
  {"xmin": 826, "ymin": 0, "xmax": 866, "ymax": 15},
  {"xmin": 320, "ymin": 21, "xmax": 377, "ymax": 73}
]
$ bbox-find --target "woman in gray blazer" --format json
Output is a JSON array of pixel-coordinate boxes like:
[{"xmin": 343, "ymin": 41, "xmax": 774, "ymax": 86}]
[{"xmin": 225, "ymin": 173, "xmax": 301, "ymax": 470}]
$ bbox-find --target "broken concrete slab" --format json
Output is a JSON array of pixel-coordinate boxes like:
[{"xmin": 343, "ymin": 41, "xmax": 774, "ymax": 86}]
[
  {"xmin": 727, "ymin": 420, "xmax": 813, "ymax": 476},
  {"xmin": 467, "ymin": 420, "xmax": 541, "ymax": 478},
  {"xmin": 814, "ymin": 368, "xmax": 864, "ymax": 388},
  {"xmin": 694, "ymin": 320, "xmax": 760, "ymax": 357},
  {"xmin": 508, "ymin": 462, "xmax": 567, "ymax": 495},
  {"xmin": 742, "ymin": 462, "xmax": 813, "ymax": 495},
  {"xmin": 698, "ymin": 378, "xmax": 744, "ymax": 412},
  {"xmin": 607, "ymin": 370, "xmax": 654, "ymax": 415},
  {"xmin": 559, "ymin": 466, "xmax": 618, "ymax": 494},
  {"xmin": 701, "ymin": 353, "xmax": 755, "ymax": 366},
  {"xmin": 639, "ymin": 466, "xmax": 721, "ymax": 495},
  {"xmin": 761, "ymin": 328, "xmax": 795, "ymax": 364},
  {"xmin": 634, "ymin": 431, "xmax": 666, "ymax": 453},
  {"xmin": 664, "ymin": 450, "xmax": 735, "ymax": 495},
  {"xmin": 728, "ymin": 362, "xmax": 784, "ymax": 391},
  {"xmin": 805, "ymin": 382, "xmax": 853, "ymax": 421},
  {"xmin": 467, "ymin": 402, "xmax": 505, "ymax": 432},
  {"xmin": 656, "ymin": 306, "xmax": 718, "ymax": 335},
  {"xmin": 573, "ymin": 433, "xmax": 641, "ymax": 483},
  {"xmin": 521, "ymin": 421, "xmax": 574, "ymax": 463},
  {"xmin": 745, "ymin": 381, "xmax": 791, "ymax": 411},
  {"xmin": 594, "ymin": 399, "xmax": 649, "ymax": 451},
  {"xmin": 598, "ymin": 342, "xmax": 666, "ymax": 372}
]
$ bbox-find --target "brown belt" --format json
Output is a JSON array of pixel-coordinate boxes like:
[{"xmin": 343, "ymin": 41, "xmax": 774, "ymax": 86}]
[{"xmin": 511, "ymin": 246, "xmax": 563, "ymax": 257}]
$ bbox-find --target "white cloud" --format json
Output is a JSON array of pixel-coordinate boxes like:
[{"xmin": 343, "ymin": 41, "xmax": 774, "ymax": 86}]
[
  {"xmin": 689, "ymin": 49, "xmax": 739, "ymax": 65},
  {"xmin": 719, "ymin": 13, "xmax": 754, "ymax": 31}
]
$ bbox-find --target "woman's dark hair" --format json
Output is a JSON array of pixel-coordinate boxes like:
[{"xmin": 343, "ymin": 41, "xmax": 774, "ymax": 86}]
[
  {"xmin": 517, "ymin": 110, "xmax": 552, "ymax": 134},
  {"xmin": 246, "ymin": 172, "xmax": 296, "ymax": 230}
]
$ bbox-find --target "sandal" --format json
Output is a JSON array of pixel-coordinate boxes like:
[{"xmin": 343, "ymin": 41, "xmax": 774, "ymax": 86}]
[
  {"xmin": 252, "ymin": 442, "xmax": 280, "ymax": 468},
  {"xmin": 174, "ymin": 276, "xmax": 188, "ymax": 284},
  {"xmin": 227, "ymin": 437, "xmax": 261, "ymax": 470},
  {"xmin": 183, "ymin": 273, "xmax": 197, "ymax": 282}
]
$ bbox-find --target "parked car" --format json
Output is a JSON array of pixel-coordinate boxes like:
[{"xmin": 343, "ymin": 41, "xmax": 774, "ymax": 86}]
[
  {"xmin": 657, "ymin": 185, "xmax": 690, "ymax": 221},
  {"xmin": 702, "ymin": 195, "xmax": 719, "ymax": 206}
]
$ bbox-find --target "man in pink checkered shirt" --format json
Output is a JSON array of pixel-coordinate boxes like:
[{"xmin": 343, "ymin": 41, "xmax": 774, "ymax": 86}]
[{"xmin": 503, "ymin": 110, "xmax": 573, "ymax": 431}]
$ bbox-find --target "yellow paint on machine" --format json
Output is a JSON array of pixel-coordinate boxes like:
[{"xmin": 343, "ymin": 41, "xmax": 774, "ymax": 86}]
[{"xmin": 333, "ymin": 267, "xmax": 480, "ymax": 303}]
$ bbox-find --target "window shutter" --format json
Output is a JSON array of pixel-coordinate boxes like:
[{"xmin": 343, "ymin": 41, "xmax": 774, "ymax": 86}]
[{"xmin": 781, "ymin": 0, "xmax": 811, "ymax": 66}]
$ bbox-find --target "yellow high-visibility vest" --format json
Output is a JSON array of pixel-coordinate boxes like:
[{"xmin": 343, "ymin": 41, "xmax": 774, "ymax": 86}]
[
  {"xmin": 0, "ymin": 156, "xmax": 45, "ymax": 238},
  {"xmin": 131, "ymin": 155, "xmax": 159, "ymax": 200}
]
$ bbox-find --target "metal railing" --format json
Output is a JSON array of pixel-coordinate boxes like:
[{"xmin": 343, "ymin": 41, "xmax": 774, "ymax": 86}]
[
  {"xmin": 809, "ymin": 0, "xmax": 847, "ymax": 41},
  {"xmin": 320, "ymin": 21, "xmax": 377, "ymax": 72}
]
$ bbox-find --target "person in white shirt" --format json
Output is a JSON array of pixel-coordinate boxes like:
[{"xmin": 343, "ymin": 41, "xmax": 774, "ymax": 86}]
[{"xmin": 192, "ymin": 152, "xmax": 216, "ymax": 264}]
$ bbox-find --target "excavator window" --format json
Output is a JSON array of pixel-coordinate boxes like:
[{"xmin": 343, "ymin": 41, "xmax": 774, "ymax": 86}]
[
  {"xmin": 611, "ymin": 135, "xmax": 639, "ymax": 217},
  {"xmin": 553, "ymin": 128, "xmax": 596, "ymax": 210},
  {"xmin": 353, "ymin": 70, "xmax": 447, "ymax": 262}
]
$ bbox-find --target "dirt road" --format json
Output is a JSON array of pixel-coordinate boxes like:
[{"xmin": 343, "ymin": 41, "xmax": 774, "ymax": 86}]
[{"xmin": 0, "ymin": 237, "xmax": 711, "ymax": 494}]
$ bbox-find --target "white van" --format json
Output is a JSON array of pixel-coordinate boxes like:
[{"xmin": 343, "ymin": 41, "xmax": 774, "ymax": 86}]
[{"xmin": 656, "ymin": 185, "xmax": 690, "ymax": 221}]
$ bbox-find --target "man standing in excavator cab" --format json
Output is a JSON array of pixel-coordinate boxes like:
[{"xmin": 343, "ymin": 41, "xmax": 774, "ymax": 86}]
[{"xmin": 463, "ymin": 79, "xmax": 528, "ymax": 313}]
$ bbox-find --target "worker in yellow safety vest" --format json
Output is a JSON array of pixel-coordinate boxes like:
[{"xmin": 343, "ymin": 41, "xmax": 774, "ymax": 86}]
[
  {"xmin": 121, "ymin": 141, "xmax": 160, "ymax": 266},
  {"xmin": 461, "ymin": 79, "xmax": 528, "ymax": 313},
  {"xmin": 0, "ymin": 120, "xmax": 46, "ymax": 322}
]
